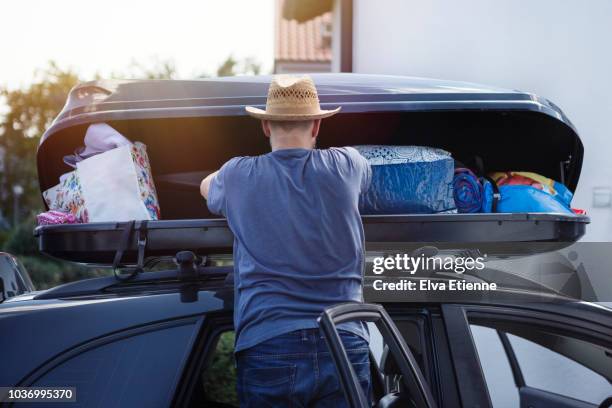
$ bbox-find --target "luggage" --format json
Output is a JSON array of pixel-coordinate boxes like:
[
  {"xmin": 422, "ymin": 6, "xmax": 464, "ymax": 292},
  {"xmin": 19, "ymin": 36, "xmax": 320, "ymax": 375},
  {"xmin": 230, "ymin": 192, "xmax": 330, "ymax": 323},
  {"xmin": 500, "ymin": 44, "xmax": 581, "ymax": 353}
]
[
  {"xmin": 482, "ymin": 183, "xmax": 573, "ymax": 213},
  {"xmin": 63, "ymin": 123, "xmax": 131, "ymax": 168},
  {"xmin": 491, "ymin": 171, "xmax": 573, "ymax": 206},
  {"xmin": 76, "ymin": 142, "xmax": 160, "ymax": 222},
  {"xmin": 354, "ymin": 145, "xmax": 455, "ymax": 214},
  {"xmin": 43, "ymin": 171, "xmax": 89, "ymax": 222},
  {"xmin": 44, "ymin": 128, "xmax": 160, "ymax": 223},
  {"xmin": 452, "ymin": 168, "xmax": 574, "ymax": 214},
  {"xmin": 481, "ymin": 172, "xmax": 573, "ymax": 214},
  {"xmin": 453, "ymin": 168, "xmax": 484, "ymax": 213}
]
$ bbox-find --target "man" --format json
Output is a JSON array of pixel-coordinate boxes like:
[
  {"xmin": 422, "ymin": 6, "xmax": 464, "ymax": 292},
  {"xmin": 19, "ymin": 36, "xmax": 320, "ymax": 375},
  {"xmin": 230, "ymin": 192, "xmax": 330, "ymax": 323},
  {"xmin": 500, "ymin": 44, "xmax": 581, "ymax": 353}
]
[{"xmin": 201, "ymin": 75, "xmax": 371, "ymax": 407}]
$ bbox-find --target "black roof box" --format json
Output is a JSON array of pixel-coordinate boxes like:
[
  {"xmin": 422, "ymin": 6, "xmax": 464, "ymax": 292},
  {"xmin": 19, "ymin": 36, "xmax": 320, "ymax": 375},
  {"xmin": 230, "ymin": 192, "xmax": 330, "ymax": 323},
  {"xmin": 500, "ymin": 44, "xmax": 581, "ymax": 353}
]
[
  {"xmin": 36, "ymin": 214, "xmax": 587, "ymax": 265},
  {"xmin": 34, "ymin": 74, "xmax": 588, "ymax": 264},
  {"xmin": 38, "ymin": 74, "xmax": 583, "ymax": 195}
]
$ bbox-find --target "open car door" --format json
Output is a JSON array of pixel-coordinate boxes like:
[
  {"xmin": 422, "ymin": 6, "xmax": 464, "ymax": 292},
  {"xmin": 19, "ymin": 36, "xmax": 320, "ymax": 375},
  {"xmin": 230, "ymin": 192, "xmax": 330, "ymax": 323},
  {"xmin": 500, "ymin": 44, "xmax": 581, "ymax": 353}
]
[{"xmin": 318, "ymin": 303, "xmax": 438, "ymax": 408}]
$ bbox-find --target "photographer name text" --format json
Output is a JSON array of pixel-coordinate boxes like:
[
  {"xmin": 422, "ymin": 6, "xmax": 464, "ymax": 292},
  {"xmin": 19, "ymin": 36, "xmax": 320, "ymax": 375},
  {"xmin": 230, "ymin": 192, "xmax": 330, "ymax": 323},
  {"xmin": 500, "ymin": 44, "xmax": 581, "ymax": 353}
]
[{"xmin": 370, "ymin": 254, "xmax": 497, "ymax": 292}]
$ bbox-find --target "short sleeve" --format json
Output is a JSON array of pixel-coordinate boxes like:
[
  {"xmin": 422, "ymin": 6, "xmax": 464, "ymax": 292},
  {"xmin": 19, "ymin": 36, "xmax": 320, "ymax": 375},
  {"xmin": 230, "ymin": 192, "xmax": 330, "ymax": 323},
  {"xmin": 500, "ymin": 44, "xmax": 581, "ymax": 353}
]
[
  {"xmin": 206, "ymin": 159, "xmax": 238, "ymax": 216},
  {"xmin": 360, "ymin": 154, "xmax": 372, "ymax": 193},
  {"xmin": 343, "ymin": 147, "xmax": 372, "ymax": 193}
]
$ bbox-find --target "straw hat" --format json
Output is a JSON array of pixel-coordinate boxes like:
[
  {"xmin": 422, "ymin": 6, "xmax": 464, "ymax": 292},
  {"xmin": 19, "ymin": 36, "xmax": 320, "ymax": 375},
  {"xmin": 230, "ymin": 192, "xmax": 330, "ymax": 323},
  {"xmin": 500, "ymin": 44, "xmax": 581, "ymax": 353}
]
[{"xmin": 245, "ymin": 75, "xmax": 341, "ymax": 121}]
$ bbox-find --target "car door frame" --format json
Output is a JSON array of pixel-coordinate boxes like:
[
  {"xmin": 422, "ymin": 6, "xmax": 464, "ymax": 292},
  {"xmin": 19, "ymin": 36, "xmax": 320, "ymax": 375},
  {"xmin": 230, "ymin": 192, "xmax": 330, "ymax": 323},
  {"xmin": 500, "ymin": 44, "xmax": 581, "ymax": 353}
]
[
  {"xmin": 172, "ymin": 313, "xmax": 234, "ymax": 407},
  {"xmin": 14, "ymin": 315, "xmax": 204, "ymax": 408},
  {"xmin": 318, "ymin": 302, "xmax": 438, "ymax": 408},
  {"xmin": 440, "ymin": 304, "xmax": 494, "ymax": 408},
  {"xmin": 442, "ymin": 303, "xmax": 612, "ymax": 408}
]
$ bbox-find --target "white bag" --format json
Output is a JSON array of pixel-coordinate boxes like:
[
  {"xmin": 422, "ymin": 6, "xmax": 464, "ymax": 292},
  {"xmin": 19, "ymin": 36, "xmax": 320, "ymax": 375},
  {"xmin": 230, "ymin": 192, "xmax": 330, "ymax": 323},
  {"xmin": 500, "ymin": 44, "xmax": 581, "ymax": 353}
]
[{"xmin": 76, "ymin": 142, "xmax": 160, "ymax": 222}]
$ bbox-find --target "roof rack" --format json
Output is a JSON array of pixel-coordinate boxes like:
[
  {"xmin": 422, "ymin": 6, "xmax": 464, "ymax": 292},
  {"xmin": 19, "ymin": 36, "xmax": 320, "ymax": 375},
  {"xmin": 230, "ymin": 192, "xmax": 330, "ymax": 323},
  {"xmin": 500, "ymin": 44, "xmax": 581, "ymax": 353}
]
[{"xmin": 34, "ymin": 264, "xmax": 232, "ymax": 300}]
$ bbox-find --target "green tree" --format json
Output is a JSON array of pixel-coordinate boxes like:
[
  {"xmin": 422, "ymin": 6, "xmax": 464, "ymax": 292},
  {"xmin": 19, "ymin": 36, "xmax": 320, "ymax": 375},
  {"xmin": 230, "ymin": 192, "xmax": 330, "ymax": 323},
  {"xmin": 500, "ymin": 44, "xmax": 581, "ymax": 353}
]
[
  {"xmin": 0, "ymin": 62, "xmax": 79, "ymax": 225},
  {"xmin": 0, "ymin": 60, "xmax": 179, "ymax": 288},
  {"xmin": 0, "ymin": 57, "xmax": 265, "ymax": 289},
  {"xmin": 0, "ymin": 62, "xmax": 87, "ymax": 288},
  {"xmin": 202, "ymin": 331, "xmax": 238, "ymax": 405},
  {"xmin": 216, "ymin": 55, "xmax": 239, "ymax": 77}
]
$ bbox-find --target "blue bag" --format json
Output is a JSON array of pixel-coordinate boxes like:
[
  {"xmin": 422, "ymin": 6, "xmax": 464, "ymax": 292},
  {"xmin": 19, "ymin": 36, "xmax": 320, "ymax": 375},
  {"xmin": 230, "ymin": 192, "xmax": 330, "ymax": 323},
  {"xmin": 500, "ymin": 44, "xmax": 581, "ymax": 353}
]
[
  {"xmin": 482, "ymin": 181, "xmax": 573, "ymax": 214},
  {"xmin": 453, "ymin": 168, "xmax": 484, "ymax": 213},
  {"xmin": 354, "ymin": 145, "xmax": 455, "ymax": 214}
]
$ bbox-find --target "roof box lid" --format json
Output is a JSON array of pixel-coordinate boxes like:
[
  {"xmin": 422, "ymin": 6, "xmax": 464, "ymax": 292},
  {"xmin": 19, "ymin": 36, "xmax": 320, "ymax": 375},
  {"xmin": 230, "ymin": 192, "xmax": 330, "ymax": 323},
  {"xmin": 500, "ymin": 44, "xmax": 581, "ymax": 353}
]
[{"xmin": 37, "ymin": 74, "xmax": 583, "ymax": 197}]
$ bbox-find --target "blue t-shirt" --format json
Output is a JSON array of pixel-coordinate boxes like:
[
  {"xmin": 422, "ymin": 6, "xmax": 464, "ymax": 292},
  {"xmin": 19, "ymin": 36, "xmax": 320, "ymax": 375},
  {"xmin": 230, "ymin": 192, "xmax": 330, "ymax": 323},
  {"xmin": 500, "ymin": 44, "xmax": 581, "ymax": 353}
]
[{"xmin": 207, "ymin": 147, "xmax": 371, "ymax": 352}]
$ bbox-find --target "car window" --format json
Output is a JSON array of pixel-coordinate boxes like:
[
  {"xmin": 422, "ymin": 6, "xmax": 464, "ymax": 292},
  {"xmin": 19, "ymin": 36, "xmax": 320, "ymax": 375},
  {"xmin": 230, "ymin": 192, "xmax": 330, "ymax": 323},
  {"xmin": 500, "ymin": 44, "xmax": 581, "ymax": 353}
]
[
  {"xmin": 201, "ymin": 331, "xmax": 238, "ymax": 407},
  {"xmin": 367, "ymin": 322, "xmax": 385, "ymax": 365},
  {"xmin": 507, "ymin": 332, "xmax": 611, "ymax": 404},
  {"xmin": 471, "ymin": 323, "xmax": 612, "ymax": 406},
  {"xmin": 0, "ymin": 254, "xmax": 32, "ymax": 298},
  {"xmin": 470, "ymin": 325, "xmax": 519, "ymax": 408},
  {"xmin": 191, "ymin": 319, "xmax": 434, "ymax": 407},
  {"xmin": 29, "ymin": 323, "xmax": 196, "ymax": 408}
]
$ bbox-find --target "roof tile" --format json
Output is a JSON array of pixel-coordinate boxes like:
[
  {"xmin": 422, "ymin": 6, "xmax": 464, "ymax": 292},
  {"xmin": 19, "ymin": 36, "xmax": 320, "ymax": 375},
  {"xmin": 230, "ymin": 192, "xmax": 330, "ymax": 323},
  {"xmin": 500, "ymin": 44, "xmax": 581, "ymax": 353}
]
[{"xmin": 275, "ymin": 0, "xmax": 332, "ymax": 62}]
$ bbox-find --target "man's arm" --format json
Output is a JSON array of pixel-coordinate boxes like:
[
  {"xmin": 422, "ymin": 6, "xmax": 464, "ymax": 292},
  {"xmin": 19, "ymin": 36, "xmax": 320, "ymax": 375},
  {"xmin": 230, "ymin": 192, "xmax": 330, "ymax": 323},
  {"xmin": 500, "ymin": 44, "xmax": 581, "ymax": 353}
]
[
  {"xmin": 342, "ymin": 147, "xmax": 371, "ymax": 193},
  {"xmin": 200, "ymin": 170, "xmax": 220, "ymax": 200}
]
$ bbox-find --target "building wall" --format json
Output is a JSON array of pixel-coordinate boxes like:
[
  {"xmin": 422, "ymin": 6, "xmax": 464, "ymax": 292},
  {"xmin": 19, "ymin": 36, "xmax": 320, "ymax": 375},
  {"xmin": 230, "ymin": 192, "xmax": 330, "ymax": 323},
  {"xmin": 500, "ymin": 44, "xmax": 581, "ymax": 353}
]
[
  {"xmin": 275, "ymin": 61, "xmax": 331, "ymax": 74},
  {"xmin": 331, "ymin": 0, "xmax": 342, "ymax": 72},
  {"xmin": 352, "ymin": 0, "xmax": 612, "ymax": 241}
]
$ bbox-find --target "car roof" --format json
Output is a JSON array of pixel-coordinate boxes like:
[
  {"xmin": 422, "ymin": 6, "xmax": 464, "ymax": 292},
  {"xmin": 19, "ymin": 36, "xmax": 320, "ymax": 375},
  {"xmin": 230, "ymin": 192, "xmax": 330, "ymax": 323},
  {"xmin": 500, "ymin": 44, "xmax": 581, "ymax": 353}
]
[
  {"xmin": 0, "ymin": 287, "xmax": 232, "ymax": 386},
  {"xmin": 1, "ymin": 277, "xmax": 608, "ymax": 385},
  {"xmin": 4, "ymin": 273, "xmax": 608, "ymax": 318},
  {"xmin": 3, "ymin": 280, "xmax": 609, "ymax": 319}
]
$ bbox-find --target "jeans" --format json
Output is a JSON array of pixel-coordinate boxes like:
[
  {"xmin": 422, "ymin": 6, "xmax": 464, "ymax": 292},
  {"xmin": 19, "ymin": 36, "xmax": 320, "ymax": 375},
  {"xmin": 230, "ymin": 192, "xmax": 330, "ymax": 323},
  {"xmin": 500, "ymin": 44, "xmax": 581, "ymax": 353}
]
[{"xmin": 236, "ymin": 329, "xmax": 371, "ymax": 407}]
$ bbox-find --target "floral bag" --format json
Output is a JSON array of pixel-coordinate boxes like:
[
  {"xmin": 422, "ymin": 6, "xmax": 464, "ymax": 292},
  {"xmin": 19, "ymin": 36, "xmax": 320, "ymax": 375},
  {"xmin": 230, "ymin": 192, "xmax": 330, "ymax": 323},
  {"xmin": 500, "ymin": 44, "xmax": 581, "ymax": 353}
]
[
  {"xmin": 43, "ymin": 142, "xmax": 160, "ymax": 223},
  {"xmin": 43, "ymin": 171, "xmax": 89, "ymax": 222}
]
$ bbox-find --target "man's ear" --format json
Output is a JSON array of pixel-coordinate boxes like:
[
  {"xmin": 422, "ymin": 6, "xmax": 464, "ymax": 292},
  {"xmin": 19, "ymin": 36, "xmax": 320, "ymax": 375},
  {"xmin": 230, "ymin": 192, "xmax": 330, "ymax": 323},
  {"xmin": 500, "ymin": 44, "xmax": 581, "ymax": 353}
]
[
  {"xmin": 261, "ymin": 120, "xmax": 272, "ymax": 138},
  {"xmin": 311, "ymin": 119, "xmax": 321, "ymax": 138}
]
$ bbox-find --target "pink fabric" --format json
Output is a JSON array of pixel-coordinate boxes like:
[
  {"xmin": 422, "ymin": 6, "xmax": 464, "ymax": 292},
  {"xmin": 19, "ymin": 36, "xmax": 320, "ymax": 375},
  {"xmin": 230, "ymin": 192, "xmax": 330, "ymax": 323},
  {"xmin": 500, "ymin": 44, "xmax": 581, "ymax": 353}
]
[{"xmin": 37, "ymin": 210, "xmax": 78, "ymax": 226}]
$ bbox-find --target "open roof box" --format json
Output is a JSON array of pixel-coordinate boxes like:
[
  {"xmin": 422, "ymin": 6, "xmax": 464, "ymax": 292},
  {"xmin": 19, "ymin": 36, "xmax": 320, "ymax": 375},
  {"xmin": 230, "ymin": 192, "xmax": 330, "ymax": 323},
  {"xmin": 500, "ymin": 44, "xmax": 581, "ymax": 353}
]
[{"xmin": 35, "ymin": 74, "xmax": 588, "ymax": 265}]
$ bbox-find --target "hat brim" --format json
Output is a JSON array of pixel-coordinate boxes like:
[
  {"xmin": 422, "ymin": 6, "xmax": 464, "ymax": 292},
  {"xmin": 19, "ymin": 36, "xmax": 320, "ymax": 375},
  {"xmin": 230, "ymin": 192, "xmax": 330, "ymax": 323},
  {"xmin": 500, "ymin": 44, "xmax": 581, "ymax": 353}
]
[{"xmin": 245, "ymin": 106, "xmax": 341, "ymax": 121}]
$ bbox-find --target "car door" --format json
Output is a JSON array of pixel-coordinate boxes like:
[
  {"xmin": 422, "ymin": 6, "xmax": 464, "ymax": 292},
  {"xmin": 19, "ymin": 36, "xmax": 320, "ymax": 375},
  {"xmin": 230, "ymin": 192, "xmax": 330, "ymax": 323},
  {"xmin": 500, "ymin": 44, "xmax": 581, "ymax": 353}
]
[
  {"xmin": 318, "ymin": 303, "xmax": 438, "ymax": 408},
  {"xmin": 443, "ymin": 304, "xmax": 612, "ymax": 408}
]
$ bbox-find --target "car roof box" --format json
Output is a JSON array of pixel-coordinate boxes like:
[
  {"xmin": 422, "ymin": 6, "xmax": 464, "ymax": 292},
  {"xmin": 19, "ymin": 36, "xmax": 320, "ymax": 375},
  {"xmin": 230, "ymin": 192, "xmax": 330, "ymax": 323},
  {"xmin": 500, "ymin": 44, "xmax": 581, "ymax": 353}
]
[
  {"xmin": 35, "ymin": 74, "xmax": 588, "ymax": 265},
  {"xmin": 36, "ymin": 214, "xmax": 587, "ymax": 266}
]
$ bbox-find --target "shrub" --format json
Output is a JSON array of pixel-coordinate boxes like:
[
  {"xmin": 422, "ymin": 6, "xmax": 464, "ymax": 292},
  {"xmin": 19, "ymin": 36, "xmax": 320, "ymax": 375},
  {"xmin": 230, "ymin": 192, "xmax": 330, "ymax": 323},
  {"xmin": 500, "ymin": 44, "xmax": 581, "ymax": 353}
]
[
  {"xmin": 2, "ymin": 215, "xmax": 38, "ymax": 256},
  {"xmin": 202, "ymin": 331, "xmax": 238, "ymax": 406}
]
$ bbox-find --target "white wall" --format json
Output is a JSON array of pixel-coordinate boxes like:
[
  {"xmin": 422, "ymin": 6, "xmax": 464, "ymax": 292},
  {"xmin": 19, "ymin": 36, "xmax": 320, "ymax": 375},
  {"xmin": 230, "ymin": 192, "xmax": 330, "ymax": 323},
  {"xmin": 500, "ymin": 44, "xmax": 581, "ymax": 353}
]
[{"xmin": 353, "ymin": 0, "xmax": 612, "ymax": 241}]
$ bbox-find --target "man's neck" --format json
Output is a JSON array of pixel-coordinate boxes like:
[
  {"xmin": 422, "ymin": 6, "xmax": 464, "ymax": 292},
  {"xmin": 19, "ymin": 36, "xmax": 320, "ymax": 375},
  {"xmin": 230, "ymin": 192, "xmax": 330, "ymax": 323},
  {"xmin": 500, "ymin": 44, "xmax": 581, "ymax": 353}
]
[{"xmin": 270, "ymin": 134, "xmax": 314, "ymax": 151}]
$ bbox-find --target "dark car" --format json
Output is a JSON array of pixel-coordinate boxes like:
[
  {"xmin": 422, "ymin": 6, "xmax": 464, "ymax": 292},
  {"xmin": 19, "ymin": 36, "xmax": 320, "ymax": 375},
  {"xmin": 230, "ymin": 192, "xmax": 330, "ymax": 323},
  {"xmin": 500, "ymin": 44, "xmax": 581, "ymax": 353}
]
[
  {"xmin": 1, "ymin": 74, "xmax": 610, "ymax": 408},
  {"xmin": 0, "ymin": 252, "xmax": 34, "ymax": 302}
]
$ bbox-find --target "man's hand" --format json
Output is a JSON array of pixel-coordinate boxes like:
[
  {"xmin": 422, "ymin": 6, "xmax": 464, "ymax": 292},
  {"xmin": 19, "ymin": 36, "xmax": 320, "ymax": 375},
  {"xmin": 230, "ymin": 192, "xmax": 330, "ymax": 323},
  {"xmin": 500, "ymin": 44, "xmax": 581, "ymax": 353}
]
[{"xmin": 200, "ymin": 170, "xmax": 219, "ymax": 200}]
